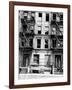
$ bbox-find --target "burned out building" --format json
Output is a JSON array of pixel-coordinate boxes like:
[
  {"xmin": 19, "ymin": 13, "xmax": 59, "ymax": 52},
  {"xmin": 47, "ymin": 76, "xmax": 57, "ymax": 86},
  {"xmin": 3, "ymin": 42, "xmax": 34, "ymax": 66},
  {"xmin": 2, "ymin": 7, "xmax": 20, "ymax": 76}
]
[{"xmin": 19, "ymin": 11, "xmax": 63, "ymax": 74}]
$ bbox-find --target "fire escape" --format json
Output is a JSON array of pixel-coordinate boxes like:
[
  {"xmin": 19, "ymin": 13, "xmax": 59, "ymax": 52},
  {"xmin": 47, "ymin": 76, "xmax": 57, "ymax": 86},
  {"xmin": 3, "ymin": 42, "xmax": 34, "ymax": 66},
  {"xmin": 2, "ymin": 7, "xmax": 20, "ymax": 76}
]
[
  {"xmin": 19, "ymin": 14, "xmax": 35, "ymax": 53},
  {"xmin": 50, "ymin": 14, "xmax": 63, "ymax": 73},
  {"xmin": 19, "ymin": 13, "xmax": 35, "ymax": 72},
  {"xmin": 50, "ymin": 15, "xmax": 63, "ymax": 52}
]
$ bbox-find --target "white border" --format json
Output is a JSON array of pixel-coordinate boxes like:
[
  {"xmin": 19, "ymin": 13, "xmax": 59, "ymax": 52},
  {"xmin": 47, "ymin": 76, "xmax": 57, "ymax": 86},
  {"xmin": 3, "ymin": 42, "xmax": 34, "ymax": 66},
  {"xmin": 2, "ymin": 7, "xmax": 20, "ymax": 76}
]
[{"xmin": 14, "ymin": 6, "xmax": 68, "ymax": 85}]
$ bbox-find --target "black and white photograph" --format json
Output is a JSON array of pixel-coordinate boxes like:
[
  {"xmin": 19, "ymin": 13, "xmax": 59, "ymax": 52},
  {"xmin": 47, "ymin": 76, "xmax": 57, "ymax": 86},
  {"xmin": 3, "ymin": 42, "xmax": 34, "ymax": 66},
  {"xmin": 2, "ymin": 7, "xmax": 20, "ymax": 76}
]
[{"xmin": 19, "ymin": 11, "xmax": 63, "ymax": 75}]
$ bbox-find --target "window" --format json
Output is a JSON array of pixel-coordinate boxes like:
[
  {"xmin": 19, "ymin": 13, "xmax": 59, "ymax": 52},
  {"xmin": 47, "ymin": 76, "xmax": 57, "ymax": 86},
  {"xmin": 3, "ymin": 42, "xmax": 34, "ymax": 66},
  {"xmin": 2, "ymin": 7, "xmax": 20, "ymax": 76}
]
[
  {"xmin": 22, "ymin": 41, "xmax": 24, "ymax": 46},
  {"xmin": 34, "ymin": 54, "xmax": 39, "ymax": 64},
  {"xmin": 39, "ymin": 13, "xmax": 42, "ymax": 17},
  {"xmin": 21, "ymin": 19, "xmax": 24, "ymax": 24},
  {"xmin": 45, "ymin": 39, "xmax": 48, "ymax": 48},
  {"xmin": 37, "ymin": 39, "xmax": 41, "ymax": 48},
  {"xmin": 46, "ymin": 14, "xmax": 49, "ymax": 21},
  {"xmin": 24, "ymin": 11, "xmax": 28, "ymax": 16},
  {"xmin": 45, "ymin": 31, "xmax": 49, "ymax": 35},
  {"xmin": 24, "ymin": 16, "xmax": 27, "ymax": 19},
  {"xmin": 52, "ymin": 39, "xmax": 56, "ymax": 48},
  {"xmin": 38, "ymin": 31, "xmax": 41, "ymax": 34},
  {"xmin": 53, "ymin": 13, "xmax": 56, "ymax": 20},
  {"xmin": 29, "ymin": 39, "xmax": 33, "ymax": 47},
  {"xmin": 60, "ymin": 14, "xmax": 63, "ymax": 20}
]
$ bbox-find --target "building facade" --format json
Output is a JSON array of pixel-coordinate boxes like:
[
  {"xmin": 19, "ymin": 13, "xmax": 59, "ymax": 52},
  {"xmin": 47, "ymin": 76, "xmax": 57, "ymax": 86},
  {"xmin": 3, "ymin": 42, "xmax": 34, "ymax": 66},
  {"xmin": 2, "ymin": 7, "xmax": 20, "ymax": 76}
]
[{"xmin": 19, "ymin": 11, "xmax": 63, "ymax": 74}]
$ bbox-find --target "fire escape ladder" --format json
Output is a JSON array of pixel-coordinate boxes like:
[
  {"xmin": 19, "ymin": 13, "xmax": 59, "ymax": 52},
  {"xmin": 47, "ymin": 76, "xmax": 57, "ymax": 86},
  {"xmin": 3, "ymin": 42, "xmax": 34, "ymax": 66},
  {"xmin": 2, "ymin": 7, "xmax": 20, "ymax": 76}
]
[
  {"xmin": 54, "ymin": 21, "xmax": 63, "ymax": 46},
  {"xmin": 55, "ymin": 21, "xmax": 62, "ymax": 35}
]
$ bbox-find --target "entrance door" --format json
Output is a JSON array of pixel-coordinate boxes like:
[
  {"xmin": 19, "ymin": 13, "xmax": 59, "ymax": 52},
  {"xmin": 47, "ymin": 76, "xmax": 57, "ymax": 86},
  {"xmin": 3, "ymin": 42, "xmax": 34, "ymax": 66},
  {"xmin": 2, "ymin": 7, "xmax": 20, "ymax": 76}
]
[
  {"xmin": 55, "ymin": 55, "xmax": 62, "ymax": 69},
  {"xmin": 23, "ymin": 54, "xmax": 30, "ymax": 67},
  {"xmin": 45, "ymin": 55, "xmax": 51, "ymax": 67}
]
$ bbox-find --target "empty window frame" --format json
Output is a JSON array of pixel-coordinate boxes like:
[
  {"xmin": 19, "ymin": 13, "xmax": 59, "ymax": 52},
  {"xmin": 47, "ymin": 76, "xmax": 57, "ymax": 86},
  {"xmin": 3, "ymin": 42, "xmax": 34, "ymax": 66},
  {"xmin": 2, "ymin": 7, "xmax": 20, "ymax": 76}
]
[
  {"xmin": 37, "ymin": 39, "xmax": 41, "ymax": 48},
  {"xmin": 33, "ymin": 54, "xmax": 39, "ymax": 64},
  {"xmin": 46, "ymin": 14, "xmax": 49, "ymax": 21},
  {"xmin": 39, "ymin": 13, "xmax": 42, "ymax": 17},
  {"xmin": 45, "ymin": 39, "xmax": 48, "ymax": 48}
]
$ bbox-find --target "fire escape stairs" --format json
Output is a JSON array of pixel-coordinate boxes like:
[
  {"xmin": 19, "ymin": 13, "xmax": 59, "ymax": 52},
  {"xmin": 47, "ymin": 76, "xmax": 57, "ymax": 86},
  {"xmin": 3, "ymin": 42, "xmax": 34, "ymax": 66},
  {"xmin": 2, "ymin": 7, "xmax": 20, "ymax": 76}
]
[{"xmin": 54, "ymin": 21, "xmax": 63, "ymax": 46}]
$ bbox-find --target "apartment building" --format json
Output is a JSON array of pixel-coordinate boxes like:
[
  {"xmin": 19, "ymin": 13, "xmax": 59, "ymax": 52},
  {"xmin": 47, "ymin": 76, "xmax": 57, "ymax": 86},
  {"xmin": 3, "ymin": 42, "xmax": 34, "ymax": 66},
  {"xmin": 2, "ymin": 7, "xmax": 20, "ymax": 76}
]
[{"xmin": 19, "ymin": 11, "xmax": 63, "ymax": 74}]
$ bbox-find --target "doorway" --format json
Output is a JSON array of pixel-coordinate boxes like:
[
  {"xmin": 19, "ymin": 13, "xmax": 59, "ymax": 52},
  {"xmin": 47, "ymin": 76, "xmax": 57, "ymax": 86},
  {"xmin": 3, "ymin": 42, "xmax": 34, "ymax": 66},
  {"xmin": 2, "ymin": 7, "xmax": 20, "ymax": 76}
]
[{"xmin": 55, "ymin": 55, "xmax": 62, "ymax": 69}]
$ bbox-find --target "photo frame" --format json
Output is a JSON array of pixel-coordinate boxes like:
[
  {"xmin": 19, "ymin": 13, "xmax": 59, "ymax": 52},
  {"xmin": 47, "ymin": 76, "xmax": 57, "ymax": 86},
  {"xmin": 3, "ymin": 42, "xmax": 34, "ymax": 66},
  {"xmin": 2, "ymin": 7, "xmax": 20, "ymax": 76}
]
[{"xmin": 9, "ymin": 1, "xmax": 70, "ymax": 88}]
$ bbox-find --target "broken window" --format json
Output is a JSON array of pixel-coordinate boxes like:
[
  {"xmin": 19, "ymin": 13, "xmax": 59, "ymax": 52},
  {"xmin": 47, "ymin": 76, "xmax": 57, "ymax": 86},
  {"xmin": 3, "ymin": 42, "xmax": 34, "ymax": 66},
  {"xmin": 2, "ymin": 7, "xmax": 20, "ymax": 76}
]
[{"xmin": 37, "ymin": 39, "xmax": 41, "ymax": 48}]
